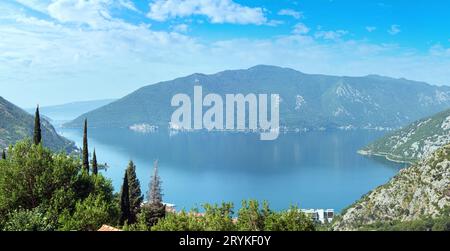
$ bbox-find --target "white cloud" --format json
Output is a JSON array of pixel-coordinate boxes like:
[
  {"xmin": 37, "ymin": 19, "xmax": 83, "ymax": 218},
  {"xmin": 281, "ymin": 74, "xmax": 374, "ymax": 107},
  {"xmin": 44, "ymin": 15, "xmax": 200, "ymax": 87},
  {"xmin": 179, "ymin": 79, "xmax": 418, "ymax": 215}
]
[
  {"xmin": 173, "ymin": 23, "xmax": 189, "ymax": 33},
  {"xmin": 429, "ymin": 44, "xmax": 450, "ymax": 57},
  {"xmin": 14, "ymin": 0, "xmax": 51, "ymax": 13},
  {"xmin": 118, "ymin": 0, "xmax": 138, "ymax": 12},
  {"xmin": 292, "ymin": 23, "xmax": 309, "ymax": 35},
  {"xmin": 388, "ymin": 24, "xmax": 401, "ymax": 35},
  {"xmin": 278, "ymin": 9, "xmax": 303, "ymax": 19},
  {"xmin": 146, "ymin": 0, "xmax": 268, "ymax": 25},
  {"xmin": 315, "ymin": 30, "xmax": 348, "ymax": 40},
  {"xmin": 366, "ymin": 26, "xmax": 376, "ymax": 32},
  {"xmin": 47, "ymin": 0, "xmax": 114, "ymax": 28},
  {"xmin": 2, "ymin": 1, "xmax": 450, "ymax": 107}
]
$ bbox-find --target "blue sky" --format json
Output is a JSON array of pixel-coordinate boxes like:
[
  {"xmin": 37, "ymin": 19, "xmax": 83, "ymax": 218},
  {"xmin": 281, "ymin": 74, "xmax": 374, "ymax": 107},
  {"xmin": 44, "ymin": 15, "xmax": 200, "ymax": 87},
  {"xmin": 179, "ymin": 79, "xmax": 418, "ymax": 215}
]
[{"xmin": 1, "ymin": 0, "xmax": 450, "ymax": 107}]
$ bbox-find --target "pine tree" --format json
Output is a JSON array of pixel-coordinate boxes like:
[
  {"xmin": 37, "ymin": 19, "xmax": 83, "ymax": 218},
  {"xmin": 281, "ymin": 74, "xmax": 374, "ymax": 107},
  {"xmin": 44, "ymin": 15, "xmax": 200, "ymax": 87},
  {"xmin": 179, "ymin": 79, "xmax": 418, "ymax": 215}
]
[
  {"xmin": 140, "ymin": 160, "xmax": 166, "ymax": 228},
  {"xmin": 82, "ymin": 119, "xmax": 89, "ymax": 173},
  {"xmin": 1, "ymin": 149, "xmax": 5, "ymax": 160},
  {"xmin": 33, "ymin": 105, "xmax": 42, "ymax": 145},
  {"xmin": 126, "ymin": 160, "xmax": 143, "ymax": 224},
  {"xmin": 119, "ymin": 171, "xmax": 131, "ymax": 226},
  {"xmin": 92, "ymin": 149, "xmax": 98, "ymax": 175},
  {"xmin": 148, "ymin": 160, "xmax": 163, "ymax": 205}
]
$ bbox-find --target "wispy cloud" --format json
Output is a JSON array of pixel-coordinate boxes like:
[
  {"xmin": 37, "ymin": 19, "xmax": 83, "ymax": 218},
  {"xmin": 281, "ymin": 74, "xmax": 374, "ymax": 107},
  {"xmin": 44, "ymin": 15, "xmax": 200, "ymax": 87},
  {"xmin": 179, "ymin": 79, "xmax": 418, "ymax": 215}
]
[
  {"xmin": 366, "ymin": 26, "xmax": 376, "ymax": 32},
  {"xmin": 1, "ymin": 1, "xmax": 450, "ymax": 107},
  {"xmin": 172, "ymin": 23, "xmax": 189, "ymax": 33},
  {"xmin": 388, "ymin": 24, "xmax": 401, "ymax": 35},
  {"xmin": 146, "ymin": 0, "xmax": 268, "ymax": 25},
  {"xmin": 14, "ymin": 0, "xmax": 51, "ymax": 13},
  {"xmin": 278, "ymin": 9, "xmax": 303, "ymax": 19},
  {"xmin": 292, "ymin": 23, "xmax": 309, "ymax": 35},
  {"xmin": 118, "ymin": 0, "xmax": 139, "ymax": 12},
  {"xmin": 315, "ymin": 30, "xmax": 348, "ymax": 40}
]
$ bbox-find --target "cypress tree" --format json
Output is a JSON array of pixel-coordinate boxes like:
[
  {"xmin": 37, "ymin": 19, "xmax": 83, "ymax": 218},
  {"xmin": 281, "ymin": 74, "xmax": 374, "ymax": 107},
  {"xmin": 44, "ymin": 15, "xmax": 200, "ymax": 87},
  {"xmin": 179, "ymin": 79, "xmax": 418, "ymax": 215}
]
[
  {"xmin": 82, "ymin": 119, "xmax": 89, "ymax": 173},
  {"xmin": 126, "ymin": 160, "xmax": 143, "ymax": 223},
  {"xmin": 119, "ymin": 171, "xmax": 131, "ymax": 225},
  {"xmin": 33, "ymin": 105, "xmax": 42, "ymax": 145},
  {"xmin": 1, "ymin": 149, "xmax": 5, "ymax": 160},
  {"xmin": 148, "ymin": 160, "xmax": 163, "ymax": 205},
  {"xmin": 92, "ymin": 149, "xmax": 98, "ymax": 175}
]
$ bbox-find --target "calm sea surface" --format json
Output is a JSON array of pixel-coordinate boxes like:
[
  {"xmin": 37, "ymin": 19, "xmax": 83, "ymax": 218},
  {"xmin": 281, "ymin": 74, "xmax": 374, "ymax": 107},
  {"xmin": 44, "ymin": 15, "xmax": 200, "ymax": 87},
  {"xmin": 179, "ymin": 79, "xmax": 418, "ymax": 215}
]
[{"xmin": 58, "ymin": 127, "xmax": 403, "ymax": 212}]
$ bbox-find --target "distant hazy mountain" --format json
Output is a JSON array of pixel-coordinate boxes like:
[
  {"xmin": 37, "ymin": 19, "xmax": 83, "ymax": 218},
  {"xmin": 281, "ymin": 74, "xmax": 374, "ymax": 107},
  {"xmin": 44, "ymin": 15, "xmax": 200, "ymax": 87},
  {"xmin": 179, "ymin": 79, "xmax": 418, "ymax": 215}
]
[
  {"xmin": 0, "ymin": 97, "xmax": 75, "ymax": 152},
  {"xmin": 26, "ymin": 99, "xmax": 116, "ymax": 122},
  {"xmin": 64, "ymin": 65, "xmax": 450, "ymax": 130},
  {"xmin": 360, "ymin": 109, "xmax": 450, "ymax": 163},
  {"xmin": 333, "ymin": 143, "xmax": 450, "ymax": 231}
]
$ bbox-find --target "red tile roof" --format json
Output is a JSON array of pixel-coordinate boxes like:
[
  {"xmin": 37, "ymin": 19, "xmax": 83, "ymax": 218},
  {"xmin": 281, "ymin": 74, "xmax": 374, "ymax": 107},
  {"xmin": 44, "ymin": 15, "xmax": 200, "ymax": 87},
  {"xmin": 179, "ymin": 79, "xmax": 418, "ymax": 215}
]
[{"xmin": 98, "ymin": 225, "xmax": 122, "ymax": 231}]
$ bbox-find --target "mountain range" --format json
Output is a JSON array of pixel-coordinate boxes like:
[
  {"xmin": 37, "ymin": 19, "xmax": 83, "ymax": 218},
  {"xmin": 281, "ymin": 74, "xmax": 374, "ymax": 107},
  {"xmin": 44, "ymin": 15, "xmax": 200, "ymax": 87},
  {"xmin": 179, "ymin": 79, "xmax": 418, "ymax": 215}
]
[
  {"xmin": 0, "ymin": 97, "xmax": 75, "ymax": 152},
  {"xmin": 25, "ymin": 99, "xmax": 116, "ymax": 122},
  {"xmin": 333, "ymin": 143, "xmax": 450, "ymax": 230},
  {"xmin": 360, "ymin": 108, "xmax": 450, "ymax": 163},
  {"xmin": 64, "ymin": 65, "xmax": 450, "ymax": 131}
]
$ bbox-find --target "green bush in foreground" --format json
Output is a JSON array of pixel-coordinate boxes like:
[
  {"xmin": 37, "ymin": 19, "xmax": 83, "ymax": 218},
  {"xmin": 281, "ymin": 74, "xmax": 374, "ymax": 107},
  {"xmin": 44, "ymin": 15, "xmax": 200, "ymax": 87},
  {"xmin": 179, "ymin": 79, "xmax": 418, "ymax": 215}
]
[
  {"xmin": 143, "ymin": 200, "xmax": 315, "ymax": 231},
  {"xmin": 3, "ymin": 207, "xmax": 55, "ymax": 231},
  {"xmin": 0, "ymin": 140, "xmax": 118, "ymax": 231}
]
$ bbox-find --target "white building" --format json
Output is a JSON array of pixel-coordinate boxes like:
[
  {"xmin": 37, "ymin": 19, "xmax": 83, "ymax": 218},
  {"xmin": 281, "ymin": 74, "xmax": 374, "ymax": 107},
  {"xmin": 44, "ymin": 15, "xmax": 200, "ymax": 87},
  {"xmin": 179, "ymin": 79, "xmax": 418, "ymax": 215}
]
[{"xmin": 301, "ymin": 209, "xmax": 334, "ymax": 224}]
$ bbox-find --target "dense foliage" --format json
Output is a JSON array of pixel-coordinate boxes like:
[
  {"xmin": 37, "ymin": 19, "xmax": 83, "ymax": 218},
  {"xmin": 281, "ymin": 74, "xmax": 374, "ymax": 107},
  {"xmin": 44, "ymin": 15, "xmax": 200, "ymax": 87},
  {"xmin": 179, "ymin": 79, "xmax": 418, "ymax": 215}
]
[
  {"xmin": 0, "ymin": 140, "xmax": 118, "ymax": 231},
  {"xmin": 147, "ymin": 200, "xmax": 315, "ymax": 231}
]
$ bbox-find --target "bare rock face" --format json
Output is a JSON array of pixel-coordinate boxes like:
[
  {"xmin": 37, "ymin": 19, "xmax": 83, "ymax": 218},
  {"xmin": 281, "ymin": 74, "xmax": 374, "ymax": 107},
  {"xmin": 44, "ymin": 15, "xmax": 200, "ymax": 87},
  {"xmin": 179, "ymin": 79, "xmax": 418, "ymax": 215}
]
[
  {"xmin": 333, "ymin": 144, "xmax": 450, "ymax": 231},
  {"xmin": 361, "ymin": 109, "xmax": 450, "ymax": 163}
]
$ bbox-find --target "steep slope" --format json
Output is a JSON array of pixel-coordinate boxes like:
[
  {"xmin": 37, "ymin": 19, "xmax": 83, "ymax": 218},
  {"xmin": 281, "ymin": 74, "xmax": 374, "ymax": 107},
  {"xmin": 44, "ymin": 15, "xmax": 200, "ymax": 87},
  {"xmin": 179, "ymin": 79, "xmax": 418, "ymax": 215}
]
[
  {"xmin": 360, "ymin": 109, "xmax": 450, "ymax": 163},
  {"xmin": 65, "ymin": 65, "xmax": 450, "ymax": 130},
  {"xmin": 0, "ymin": 97, "xmax": 75, "ymax": 152},
  {"xmin": 333, "ymin": 144, "xmax": 450, "ymax": 231}
]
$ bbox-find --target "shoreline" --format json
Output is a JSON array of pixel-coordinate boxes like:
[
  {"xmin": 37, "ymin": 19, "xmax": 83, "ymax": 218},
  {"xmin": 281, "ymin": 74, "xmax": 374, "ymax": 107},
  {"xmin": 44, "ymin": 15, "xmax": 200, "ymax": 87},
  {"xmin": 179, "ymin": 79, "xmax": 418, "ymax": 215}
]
[{"xmin": 357, "ymin": 149, "xmax": 415, "ymax": 165}]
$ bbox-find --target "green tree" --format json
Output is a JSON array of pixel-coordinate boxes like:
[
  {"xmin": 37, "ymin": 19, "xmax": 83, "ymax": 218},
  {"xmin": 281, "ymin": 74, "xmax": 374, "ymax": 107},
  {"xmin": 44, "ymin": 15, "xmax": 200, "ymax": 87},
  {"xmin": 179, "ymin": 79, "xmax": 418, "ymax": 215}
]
[
  {"xmin": 151, "ymin": 210, "xmax": 203, "ymax": 231},
  {"xmin": 0, "ymin": 140, "xmax": 78, "ymax": 211},
  {"xmin": 138, "ymin": 160, "xmax": 166, "ymax": 228},
  {"xmin": 264, "ymin": 206, "xmax": 315, "ymax": 231},
  {"xmin": 3, "ymin": 207, "xmax": 55, "ymax": 231},
  {"xmin": 92, "ymin": 149, "xmax": 98, "ymax": 175},
  {"xmin": 119, "ymin": 171, "xmax": 131, "ymax": 225},
  {"xmin": 148, "ymin": 160, "xmax": 163, "ymax": 204},
  {"xmin": 82, "ymin": 119, "xmax": 89, "ymax": 173},
  {"xmin": 139, "ymin": 202, "xmax": 166, "ymax": 228},
  {"xmin": 201, "ymin": 203, "xmax": 236, "ymax": 231},
  {"xmin": 152, "ymin": 203, "xmax": 235, "ymax": 231},
  {"xmin": 1, "ymin": 149, "xmax": 5, "ymax": 160},
  {"xmin": 33, "ymin": 105, "xmax": 42, "ymax": 145},
  {"xmin": 58, "ymin": 194, "xmax": 117, "ymax": 231},
  {"xmin": 0, "ymin": 139, "xmax": 118, "ymax": 231},
  {"xmin": 126, "ymin": 160, "xmax": 143, "ymax": 224},
  {"xmin": 236, "ymin": 200, "xmax": 270, "ymax": 231}
]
